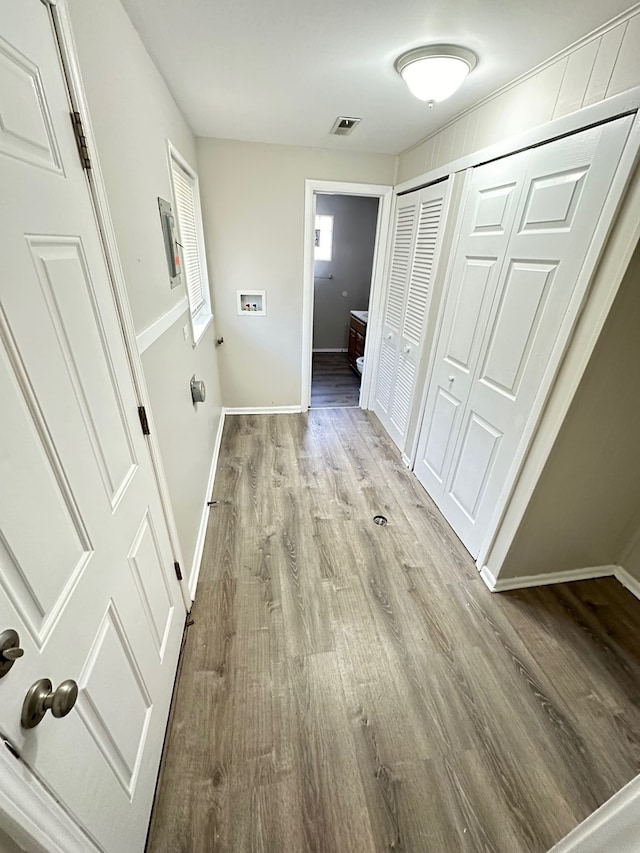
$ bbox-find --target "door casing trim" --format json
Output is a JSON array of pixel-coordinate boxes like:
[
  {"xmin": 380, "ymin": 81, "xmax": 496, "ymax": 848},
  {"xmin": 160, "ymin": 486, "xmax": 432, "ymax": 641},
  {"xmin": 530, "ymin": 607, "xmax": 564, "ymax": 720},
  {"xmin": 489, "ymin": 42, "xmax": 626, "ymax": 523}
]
[{"xmin": 302, "ymin": 180, "xmax": 393, "ymax": 411}]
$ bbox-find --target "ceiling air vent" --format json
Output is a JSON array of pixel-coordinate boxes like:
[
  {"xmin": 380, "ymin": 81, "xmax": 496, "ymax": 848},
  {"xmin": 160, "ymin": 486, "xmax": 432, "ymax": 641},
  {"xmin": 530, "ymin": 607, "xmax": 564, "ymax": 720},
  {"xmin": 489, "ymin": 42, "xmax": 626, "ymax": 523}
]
[{"xmin": 330, "ymin": 116, "xmax": 361, "ymax": 136}]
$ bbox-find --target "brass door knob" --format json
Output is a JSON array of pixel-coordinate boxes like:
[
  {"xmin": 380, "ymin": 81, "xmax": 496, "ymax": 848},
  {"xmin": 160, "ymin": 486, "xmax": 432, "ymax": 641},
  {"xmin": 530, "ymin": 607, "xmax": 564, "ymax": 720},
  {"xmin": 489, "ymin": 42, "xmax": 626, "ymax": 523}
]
[{"xmin": 21, "ymin": 678, "xmax": 78, "ymax": 729}]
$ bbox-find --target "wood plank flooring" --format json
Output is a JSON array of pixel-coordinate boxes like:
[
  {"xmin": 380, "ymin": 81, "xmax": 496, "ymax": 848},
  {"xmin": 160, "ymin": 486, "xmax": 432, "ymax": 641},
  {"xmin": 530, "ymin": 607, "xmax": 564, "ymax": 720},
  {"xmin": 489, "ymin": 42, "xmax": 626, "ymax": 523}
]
[
  {"xmin": 311, "ymin": 352, "xmax": 360, "ymax": 408},
  {"xmin": 147, "ymin": 409, "xmax": 640, "ymax": 853}
]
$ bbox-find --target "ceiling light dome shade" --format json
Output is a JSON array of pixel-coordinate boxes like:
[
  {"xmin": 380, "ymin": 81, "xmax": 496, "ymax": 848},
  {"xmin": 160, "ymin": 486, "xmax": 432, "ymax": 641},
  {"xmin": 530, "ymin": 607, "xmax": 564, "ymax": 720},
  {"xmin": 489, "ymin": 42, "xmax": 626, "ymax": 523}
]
[{"xmin": 395, "ymin": 45, "xmax": 477, "ymax": 103}]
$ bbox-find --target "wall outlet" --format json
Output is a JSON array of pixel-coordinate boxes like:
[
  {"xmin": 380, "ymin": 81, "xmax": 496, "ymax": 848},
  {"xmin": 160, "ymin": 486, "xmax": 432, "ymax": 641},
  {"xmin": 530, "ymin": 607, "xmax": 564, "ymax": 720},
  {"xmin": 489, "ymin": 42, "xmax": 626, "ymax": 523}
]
[{"xmin": 182, "ymin": 323, "xmax": 190, "ymax": 341}]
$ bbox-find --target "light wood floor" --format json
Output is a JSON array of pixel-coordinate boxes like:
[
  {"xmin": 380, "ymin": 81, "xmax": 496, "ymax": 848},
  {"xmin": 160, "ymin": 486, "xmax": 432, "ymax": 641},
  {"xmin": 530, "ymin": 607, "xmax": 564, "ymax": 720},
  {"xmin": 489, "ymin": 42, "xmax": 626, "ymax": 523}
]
[
  {"xmin": 311, "ymin": 352, "xmax": 360, "ymax": 408},
  {"xmin": 147, "ymin": 409, "xmax": 640, "ymax": 853}
]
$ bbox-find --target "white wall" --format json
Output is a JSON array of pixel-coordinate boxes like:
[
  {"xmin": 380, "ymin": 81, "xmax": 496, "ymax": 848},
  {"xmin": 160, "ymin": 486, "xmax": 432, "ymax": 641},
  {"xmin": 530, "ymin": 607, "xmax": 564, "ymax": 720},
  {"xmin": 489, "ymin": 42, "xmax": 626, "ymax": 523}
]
[
  {"xmin": 397, "ymin": 7, "xmax": 640, "ymax": 183},
  {"xmin": 0, "ymin": 827, "xmax": 27, "ymax": 853},
  {"xmin": 67, "ymin": 0, "xmax": 223, "ymax": 581},
  {"xmin": 313, "ymin": 194, "xmax": 379, "ymax": 350},
  {"xmin": 196, "ymin": 138, "xmax": 395, "ymax": 408},
  {"xmin": 498, "ymin": 239, "xmax": 640, "ymax": 580}
]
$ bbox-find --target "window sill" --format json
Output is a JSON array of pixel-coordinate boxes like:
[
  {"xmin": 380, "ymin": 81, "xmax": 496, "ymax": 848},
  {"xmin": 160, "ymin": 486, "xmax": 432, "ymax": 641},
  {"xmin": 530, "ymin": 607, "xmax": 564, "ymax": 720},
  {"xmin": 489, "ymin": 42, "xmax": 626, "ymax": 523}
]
[{"xmin": 191, "ymin": 309, "xmax": 214, "ymax": 347}]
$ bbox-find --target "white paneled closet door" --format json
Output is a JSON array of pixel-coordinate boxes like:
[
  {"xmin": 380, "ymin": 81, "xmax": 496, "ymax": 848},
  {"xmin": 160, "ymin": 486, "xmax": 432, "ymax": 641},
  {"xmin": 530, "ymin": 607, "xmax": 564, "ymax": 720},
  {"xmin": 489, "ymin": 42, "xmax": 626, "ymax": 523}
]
[
  {"xmin": 374, "ymin": 180, "xmax": 450, "ymax": 450},
  {"xmin": 414, "ymin": 115, "xmax": 633, "ymax": 558}
]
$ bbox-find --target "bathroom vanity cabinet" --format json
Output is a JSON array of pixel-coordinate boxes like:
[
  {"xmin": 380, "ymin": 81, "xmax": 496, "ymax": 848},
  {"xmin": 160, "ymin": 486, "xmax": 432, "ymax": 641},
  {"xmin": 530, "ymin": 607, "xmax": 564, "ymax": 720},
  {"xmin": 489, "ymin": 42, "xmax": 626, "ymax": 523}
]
[{"xmin": 347, "ymin": 311, "xmax": 367, "ymax": 374}]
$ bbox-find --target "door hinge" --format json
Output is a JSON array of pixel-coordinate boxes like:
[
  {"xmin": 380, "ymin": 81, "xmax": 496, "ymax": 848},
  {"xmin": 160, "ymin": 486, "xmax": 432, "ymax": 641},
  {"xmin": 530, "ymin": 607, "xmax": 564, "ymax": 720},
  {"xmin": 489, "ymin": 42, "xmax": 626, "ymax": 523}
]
[
  {"xmin": 138, "ymin": 406, "xmax": 150, "ymax": 436},
  {"xmin": 174, "ymin": 562, "xmax": 183, "ymax": 582},
  {"xmin": 70, "ymin": 111, "xmax": 92, "ymax": 171}
]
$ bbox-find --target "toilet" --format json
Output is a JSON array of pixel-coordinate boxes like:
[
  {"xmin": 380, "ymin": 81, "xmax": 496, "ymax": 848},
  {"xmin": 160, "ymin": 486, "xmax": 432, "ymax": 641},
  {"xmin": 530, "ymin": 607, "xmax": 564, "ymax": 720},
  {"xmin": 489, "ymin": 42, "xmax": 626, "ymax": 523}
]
[{"xmin": 356, "ymin": 356, "xmax": 364, "ymax": 375}]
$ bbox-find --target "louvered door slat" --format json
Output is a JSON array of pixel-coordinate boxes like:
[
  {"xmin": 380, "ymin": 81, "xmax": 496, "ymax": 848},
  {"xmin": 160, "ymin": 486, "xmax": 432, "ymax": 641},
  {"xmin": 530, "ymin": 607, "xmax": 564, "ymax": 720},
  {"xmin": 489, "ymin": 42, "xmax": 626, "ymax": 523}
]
[
  {"xmin": 402, "ymin": 198, "xmax": 444, "ymax": 347},
  {"xmin": 390, "ymin": 355, "xmax": 416, "ymax": 434},
  {"xmin": 375, "ymin": 338, "xmax": 396, "ymax": 413},
  {"xmin": 384, "ymin": 203, "xmax": 417, "ymax": 332}
]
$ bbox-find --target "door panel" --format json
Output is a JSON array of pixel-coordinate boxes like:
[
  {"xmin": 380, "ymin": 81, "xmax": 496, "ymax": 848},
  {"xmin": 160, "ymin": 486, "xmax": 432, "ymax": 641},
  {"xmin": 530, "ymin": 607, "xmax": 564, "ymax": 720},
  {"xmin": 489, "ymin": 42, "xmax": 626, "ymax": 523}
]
[
  {"xmin": 385, "ymin": 202, "xmax": 417, "ymax": 332},
  {"xmin": 420, "ymin": 388, "xmax": 460, "ymax": 483},
  {"xmin": 77, "ymin": 601, "xmax": 152, "ymax": 796},
  {"xmin": 518, "ymin": 168, "xmax": 588, "ymax": 232},
  {"xmin": 479, "ymin": 261, "xmax": 556, "ymax": 398},
  {"xmin": 374, "ymin": 181, "xmax": 449, "ymax": 450},
  {"xmin": 415, "ymin": 115, "xmax": 633, "ymax": 557},
  {"xmin": 374, "ymin": 195, "xmax": 417, "ymax": 427},
  {"xmin": 25, "ymin": 237, "xmax": 138, "ymax": 505},
  {"xmin": 0, "ymin": 34, "xmax": 61, "ymax": 172},
  {"xmin": 415, "ymin": 152, "xmax": 529, "ymax": 507},
  {"xmin": 448, "ymin": 413, "xmax": 502, "ymax": 520},
  {"xmin": 127, "ymin": 510, "xmax": 175, "ymax": 659},
  {"xmin": 444, "ymin": 257, "xmax": 497, "ymax": 372},
  {"xmin": 0, "ymin": 3, "xmax": 185, "ymax": 851},
  {"xmin": 471, "ymin": 181, "xmax": 518, "ymax": 234}
]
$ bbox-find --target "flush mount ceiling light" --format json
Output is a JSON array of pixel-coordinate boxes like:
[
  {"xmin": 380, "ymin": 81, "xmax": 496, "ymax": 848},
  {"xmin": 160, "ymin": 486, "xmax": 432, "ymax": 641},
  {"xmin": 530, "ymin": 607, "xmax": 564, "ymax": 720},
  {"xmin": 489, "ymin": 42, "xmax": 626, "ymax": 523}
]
[{"xmin": 395, "ymin": 45, "xmax": 477, "ymax": 105}]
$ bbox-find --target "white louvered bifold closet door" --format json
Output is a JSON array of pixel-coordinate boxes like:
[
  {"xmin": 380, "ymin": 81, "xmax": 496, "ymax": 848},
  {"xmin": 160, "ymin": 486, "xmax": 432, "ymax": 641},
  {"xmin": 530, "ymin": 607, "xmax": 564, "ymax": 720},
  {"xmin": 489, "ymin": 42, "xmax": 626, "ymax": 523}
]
[{"xmin": 373, "ymin": 179, "xmax": 450, "ymax": 451}]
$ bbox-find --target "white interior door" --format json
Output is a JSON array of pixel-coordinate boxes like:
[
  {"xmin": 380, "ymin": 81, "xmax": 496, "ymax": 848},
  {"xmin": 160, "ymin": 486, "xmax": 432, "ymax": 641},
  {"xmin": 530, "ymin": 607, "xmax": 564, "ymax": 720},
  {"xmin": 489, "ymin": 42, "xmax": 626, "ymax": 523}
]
[
  {"xmin": 374, "ymin": 180, "xmax": 450, "ymax": 450},
  {"xmin": 0, "ymin": 3, "xmax": 185, "ymax": 851},
  {"xmin": 414, "ymin": 115, "xmax": 633, "ymax": 557}
]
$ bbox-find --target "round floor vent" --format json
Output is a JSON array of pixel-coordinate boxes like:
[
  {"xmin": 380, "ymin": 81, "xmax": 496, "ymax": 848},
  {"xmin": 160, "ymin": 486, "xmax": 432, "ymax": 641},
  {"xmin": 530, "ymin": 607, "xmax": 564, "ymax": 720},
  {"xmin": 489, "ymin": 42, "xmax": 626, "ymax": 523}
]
[{"xmin": 373, "ymin": 515, "xmax": 388, "ymax": 526}]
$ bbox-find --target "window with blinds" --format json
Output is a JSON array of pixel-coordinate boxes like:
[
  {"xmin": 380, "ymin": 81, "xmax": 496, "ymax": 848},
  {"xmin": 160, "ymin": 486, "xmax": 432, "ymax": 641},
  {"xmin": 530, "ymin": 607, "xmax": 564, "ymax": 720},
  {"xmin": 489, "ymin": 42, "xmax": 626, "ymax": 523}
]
[{"xmin": 169, "ymin": 148, "xmax": 212, "ymax": 341}]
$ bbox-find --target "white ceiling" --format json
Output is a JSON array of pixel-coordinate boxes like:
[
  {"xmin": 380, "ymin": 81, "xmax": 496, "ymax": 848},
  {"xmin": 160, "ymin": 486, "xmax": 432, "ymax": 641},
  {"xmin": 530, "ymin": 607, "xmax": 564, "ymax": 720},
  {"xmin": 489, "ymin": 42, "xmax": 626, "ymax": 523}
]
[{"xmin": 119, "ymin": 0, "xmax": 636, "ymax": 154}]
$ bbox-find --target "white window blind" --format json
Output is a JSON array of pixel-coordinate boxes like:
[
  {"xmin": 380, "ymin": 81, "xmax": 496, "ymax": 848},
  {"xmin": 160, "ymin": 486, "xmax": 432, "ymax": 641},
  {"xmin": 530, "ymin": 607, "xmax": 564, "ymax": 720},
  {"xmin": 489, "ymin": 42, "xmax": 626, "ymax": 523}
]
[{"xmin": 171, "ymin": 161, "xmax": 206, "ymax": 318}]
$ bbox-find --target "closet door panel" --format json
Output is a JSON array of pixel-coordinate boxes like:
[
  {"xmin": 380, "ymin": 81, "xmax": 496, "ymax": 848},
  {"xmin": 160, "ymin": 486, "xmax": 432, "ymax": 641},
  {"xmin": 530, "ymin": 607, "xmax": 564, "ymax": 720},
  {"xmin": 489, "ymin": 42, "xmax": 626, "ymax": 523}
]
[
  {"xmin": 414, "ymin": 152, "xmax": 529, "ymax": 501},
  {"xmin": 416, "ymin": 114, "xmax": 633, "ymax": 558},
  {"xmin": 373, "ymin": 195, "xmax": 418, "ymax": 423},
  {"xmin": 374, "ymin": 181, "xmax": 450, "ymax": 450}
]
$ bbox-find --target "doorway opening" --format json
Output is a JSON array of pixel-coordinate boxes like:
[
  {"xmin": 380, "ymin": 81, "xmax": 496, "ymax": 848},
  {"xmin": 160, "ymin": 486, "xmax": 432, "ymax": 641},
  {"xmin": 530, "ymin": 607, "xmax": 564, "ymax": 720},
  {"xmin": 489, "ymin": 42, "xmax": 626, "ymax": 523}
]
[
  {"xmin": 302, "ymin": 181, "xmax": 393, "ymax": 412},
  {"xmin": 311, "ymin": 193, "xmax": 379, "ymax": 408}
]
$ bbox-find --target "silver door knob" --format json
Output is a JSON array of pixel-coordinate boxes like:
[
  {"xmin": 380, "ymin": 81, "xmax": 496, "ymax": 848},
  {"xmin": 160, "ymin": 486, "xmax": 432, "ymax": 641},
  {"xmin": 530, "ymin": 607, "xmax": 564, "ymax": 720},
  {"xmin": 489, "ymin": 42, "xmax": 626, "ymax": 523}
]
[
  {"xmin": 448, "ymin": 375, "xmax": 455, "ymax": 382},
  {"xmin": 403, "ymin": 345, "xmax": 411, "ymax": 354},
  {"xmin": 0, "ymin": 629, "xmax": 24, "ymax": 679},
  {"xmin": 21, "ymin": 678, "xmax": 78, "ymax": 729}
]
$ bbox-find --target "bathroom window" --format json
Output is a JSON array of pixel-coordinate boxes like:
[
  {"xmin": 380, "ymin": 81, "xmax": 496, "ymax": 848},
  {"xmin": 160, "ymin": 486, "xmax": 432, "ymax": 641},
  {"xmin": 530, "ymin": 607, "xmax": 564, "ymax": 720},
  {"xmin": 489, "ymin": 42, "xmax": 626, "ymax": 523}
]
[
  {"xmin": 314, "ymin": 214, "xmax": 334, "ymax": 262},
  {"xmin": 168, "ymin": 143, "xmax": 213, "ymax": 345}
]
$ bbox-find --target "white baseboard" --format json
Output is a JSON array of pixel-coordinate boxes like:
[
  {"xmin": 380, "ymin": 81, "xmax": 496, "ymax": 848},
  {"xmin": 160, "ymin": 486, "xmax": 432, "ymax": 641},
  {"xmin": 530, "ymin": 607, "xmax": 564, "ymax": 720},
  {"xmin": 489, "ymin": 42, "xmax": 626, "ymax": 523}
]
[
  {"xmin": 614, "ymin": 566, "xmax": 640, "ymax": 600},
  {"xmin": 480, "ymin": 564, "xmax": 617, "ymax": 592},
  {"xmin": 549, "ymin": 773, "xmax": 640, "ymax": 853},
  {"xmin": 312, "ymin": 348, "xmax": 347, "ymax": 353},
  {"xmin": 224, "ymin": 405, "xmax": 304, "ymax": 415},
  {"xmin": 401, "ymin": 453, "xmax": 411, "ymax": 468},
  {"xmin": 481, "ymin": 562, "xmax": 640, "ymax": 609},
  {"xmin": 479, "ymin": 565, "xmax": 499, "ymax": 591},
  {"xmin": 188, "ymin": 409, "xmax": 226, "ymax": 600}
]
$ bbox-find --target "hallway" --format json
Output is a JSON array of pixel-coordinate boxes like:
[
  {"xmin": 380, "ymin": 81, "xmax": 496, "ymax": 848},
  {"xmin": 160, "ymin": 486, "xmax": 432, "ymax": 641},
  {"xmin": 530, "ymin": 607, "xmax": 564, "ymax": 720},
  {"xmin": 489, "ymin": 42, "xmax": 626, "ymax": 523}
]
[
  {"xmin": 310, "ymin": 352, "xmax": 361, "ymax": 408},
  {"xmin": 147, "ymin": 409, "xmax": 640, "ymax": 852}
]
